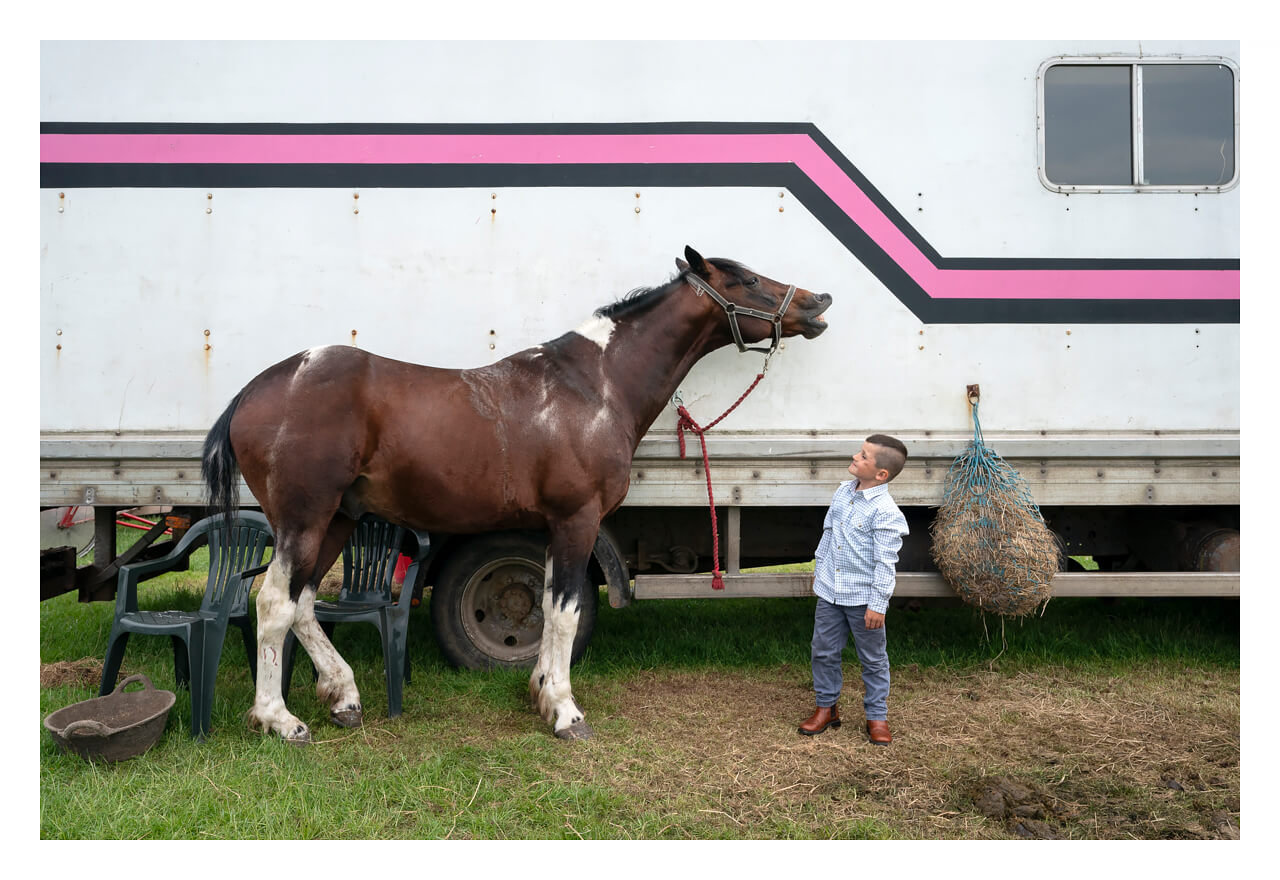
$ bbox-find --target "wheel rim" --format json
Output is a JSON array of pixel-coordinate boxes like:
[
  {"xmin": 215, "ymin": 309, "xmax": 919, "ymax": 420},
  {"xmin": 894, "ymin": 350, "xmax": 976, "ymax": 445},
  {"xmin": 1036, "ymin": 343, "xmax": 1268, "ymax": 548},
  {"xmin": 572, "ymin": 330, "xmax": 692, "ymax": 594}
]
[{"xmin": 459, "ymin": 555, "xmax": 545, "ymax": 663}]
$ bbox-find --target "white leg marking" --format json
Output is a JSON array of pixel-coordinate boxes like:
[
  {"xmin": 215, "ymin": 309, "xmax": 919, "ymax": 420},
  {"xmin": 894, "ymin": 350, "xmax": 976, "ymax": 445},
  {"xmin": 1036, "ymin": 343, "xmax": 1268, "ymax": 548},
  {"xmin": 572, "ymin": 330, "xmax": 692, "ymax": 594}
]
[
  {"xmin": 291, "ymin": 590, "xmax": 361, "ymax": 717},
  {"xmin": 531, "ymin": 562, "xmax": 584, "ymax": 732},
  {"xmin": 250, "ymin": 560, "xmax": 311, "ymax": 741},
  {"xmin": 529, "ymin": 552, "xmax": 554, "ymax": 711}
]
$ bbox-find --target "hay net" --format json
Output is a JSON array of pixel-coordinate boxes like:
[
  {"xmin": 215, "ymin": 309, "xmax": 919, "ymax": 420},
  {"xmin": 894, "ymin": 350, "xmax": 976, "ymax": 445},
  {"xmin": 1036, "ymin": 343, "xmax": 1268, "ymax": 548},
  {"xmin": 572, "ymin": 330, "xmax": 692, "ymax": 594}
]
[{"xmin": 930, "ymin": 400, "xmax": 1063, "ymax": 617}]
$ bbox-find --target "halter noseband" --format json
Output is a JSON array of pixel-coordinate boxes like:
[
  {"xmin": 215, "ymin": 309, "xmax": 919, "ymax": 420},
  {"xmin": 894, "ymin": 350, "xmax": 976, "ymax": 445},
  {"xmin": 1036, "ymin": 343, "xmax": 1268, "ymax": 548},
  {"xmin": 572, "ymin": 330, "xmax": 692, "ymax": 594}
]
[{"xmin": 686, "ymin": 272, "xmax": 798, "ymax": 356}]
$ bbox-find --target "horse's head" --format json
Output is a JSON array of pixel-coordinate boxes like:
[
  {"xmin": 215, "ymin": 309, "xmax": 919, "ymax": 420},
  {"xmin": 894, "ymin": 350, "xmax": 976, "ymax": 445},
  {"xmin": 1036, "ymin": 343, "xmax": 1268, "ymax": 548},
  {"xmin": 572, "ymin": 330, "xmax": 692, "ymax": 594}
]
[{"xmin": 676, "ymin": 246, "xmax": 832, "ymax": 354}]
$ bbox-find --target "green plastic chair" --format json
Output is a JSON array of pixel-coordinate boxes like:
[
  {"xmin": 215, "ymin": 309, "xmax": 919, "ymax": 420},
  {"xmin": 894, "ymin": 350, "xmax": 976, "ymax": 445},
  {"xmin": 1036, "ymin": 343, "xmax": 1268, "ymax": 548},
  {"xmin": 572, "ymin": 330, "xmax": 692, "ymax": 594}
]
[
  {"xmin": 282, "ymin": 516, "xmax": 430, "ymax": 717},
  {"xmin": 98, "ymin": 511, "xmax": 274, "ymax": 738}
]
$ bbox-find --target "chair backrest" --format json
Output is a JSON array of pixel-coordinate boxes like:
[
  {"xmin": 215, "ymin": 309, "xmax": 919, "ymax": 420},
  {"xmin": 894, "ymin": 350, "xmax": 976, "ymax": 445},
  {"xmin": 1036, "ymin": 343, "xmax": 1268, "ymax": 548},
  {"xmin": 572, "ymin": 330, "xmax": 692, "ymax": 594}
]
[
  {"xmin": 339, "ymin": 516, "xmax": 409, "ymax": 606},
  {"xmin": 200, "ymin": 511, "xmax": 274, "ymax": 618}
]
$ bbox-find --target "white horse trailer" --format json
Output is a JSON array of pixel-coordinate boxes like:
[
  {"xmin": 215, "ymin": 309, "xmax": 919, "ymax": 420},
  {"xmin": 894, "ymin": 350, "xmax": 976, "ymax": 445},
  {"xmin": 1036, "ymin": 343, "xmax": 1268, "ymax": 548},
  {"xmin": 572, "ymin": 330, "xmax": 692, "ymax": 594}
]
[{"xmin": 39, "ymin": 41, "xmax": 1239, "ymax": 666}]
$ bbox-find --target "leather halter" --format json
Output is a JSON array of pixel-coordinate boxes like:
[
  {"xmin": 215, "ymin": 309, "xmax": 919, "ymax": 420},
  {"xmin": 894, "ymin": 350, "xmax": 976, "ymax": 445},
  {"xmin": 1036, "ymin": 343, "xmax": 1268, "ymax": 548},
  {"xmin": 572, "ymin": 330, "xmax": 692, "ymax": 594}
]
[{"xmin": 686, "ymin": 272, "xmax": 797, "ymax": 355}]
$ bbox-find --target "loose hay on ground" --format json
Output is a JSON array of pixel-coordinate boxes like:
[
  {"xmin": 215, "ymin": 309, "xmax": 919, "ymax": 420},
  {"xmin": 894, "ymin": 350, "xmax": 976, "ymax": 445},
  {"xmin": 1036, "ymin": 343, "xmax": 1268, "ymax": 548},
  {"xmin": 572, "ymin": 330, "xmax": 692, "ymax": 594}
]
[
  {"xmin": 568, "ymin": 663, "xmax": 1238, "ymax": 839},
  {"xmin": 40, "ymin": 658, "xmax": 107, "ymax": 689}
]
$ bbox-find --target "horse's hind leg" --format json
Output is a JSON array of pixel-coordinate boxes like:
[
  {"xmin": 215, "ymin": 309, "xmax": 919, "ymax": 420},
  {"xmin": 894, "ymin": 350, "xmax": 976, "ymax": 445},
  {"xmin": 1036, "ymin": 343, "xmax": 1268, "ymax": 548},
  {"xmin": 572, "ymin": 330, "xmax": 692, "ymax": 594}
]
[
  {"xmin": 249, "ymin": 517, "xmax": 354, "ymax": 742},
  {"xmin": 291, "ymin": 591, "xmax": 364, "ymax": 727},
  {"xmin": 530, "ymin": 512, "xmax": 596, "ymax": 740},
  {"xmin": 250, "ymin": 553, "xmax": 314, "ymax": 743},
  {"xmin": 289, "ymin": 516, "xmax": 364, "ymax": 728}
]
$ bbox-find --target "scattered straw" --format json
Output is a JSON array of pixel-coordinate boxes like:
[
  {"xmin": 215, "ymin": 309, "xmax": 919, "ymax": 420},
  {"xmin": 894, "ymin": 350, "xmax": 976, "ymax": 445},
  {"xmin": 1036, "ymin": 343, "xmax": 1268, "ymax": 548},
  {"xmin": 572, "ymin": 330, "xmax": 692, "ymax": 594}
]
[{"xmin": 40, "ymin": 658, "xmax": 107, "ymax": 689}]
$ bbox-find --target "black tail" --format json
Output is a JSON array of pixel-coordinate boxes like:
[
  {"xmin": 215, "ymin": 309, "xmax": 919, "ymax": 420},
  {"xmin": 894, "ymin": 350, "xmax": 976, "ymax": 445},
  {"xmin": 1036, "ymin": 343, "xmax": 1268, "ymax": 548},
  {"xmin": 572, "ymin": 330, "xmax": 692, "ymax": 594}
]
[{"xmin": 202, "ymin": 389, "xmax": 246, "ymax": 533}]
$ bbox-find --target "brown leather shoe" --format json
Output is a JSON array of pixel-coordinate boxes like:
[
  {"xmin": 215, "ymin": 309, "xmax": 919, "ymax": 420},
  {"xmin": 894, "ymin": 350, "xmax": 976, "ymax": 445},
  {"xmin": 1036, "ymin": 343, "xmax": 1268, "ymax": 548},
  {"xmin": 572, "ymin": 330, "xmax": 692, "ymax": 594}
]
[
  {"xmin": 866, "ymin": 719, "xmax": 891, "ymax": 745},
  {"xmin": 798, "ymin": 705, "xmax": 841, "ymax": 736}
]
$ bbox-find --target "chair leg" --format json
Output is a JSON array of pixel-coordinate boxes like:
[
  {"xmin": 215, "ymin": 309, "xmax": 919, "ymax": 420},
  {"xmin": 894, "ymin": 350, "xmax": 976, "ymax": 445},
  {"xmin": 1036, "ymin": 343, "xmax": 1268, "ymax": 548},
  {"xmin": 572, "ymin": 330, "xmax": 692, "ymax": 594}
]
[
  {"xmin": 234, "ymin": 615, "xmax": 257, "ymax": 684},
  {"xmin": 381, "ymin": 612, "xmax": 408, "ymax": 718},
  {"xmin": 281, "ymin": 630, "xmax": 298, "ymax": 702},
  {"xmin": 193, "ymin": 624, "xmax": 227, "ymax": 741},
  {"xmin": 171, "ymin": 635, "xmax": 191, "ymax": 689},
  {"xmin": 186, "ymin": 628, "xmax": 208, "ymax": 739},
  {"xmin": 99, "ymin": 628, "xmax": 129, "ymax": 696}
]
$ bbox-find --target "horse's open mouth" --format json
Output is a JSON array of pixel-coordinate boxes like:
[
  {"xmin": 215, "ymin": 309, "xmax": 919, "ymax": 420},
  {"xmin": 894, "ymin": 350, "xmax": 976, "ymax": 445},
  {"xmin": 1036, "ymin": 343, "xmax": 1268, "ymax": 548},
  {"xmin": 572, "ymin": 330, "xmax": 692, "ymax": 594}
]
[
  {"xmin": 802, "ymin": 316, "xmax": 829, "ymax": 338},
  {"xmin": 799, "ymin": 296, "xmax": 832, "ymax": 338}
]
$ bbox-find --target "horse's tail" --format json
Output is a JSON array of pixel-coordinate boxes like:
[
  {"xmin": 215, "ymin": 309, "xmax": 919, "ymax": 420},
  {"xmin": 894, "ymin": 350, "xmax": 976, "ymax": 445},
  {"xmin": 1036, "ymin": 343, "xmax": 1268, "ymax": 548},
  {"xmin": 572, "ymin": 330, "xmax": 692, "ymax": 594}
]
[{"xmin": 202, "ymin": 389, "xmax": 246, "ymax": 536}]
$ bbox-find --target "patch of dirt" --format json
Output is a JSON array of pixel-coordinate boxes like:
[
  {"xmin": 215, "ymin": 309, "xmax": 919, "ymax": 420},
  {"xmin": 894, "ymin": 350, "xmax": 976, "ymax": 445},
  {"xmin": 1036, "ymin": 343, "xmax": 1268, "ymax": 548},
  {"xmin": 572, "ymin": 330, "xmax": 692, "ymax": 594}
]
[
  {"xmin": 565, "ymin": 662, "xmax": 1239, "ymax": 839},
  {"xmin": 965, "ymin": 775, "xmax": 1071, "ymax": 838},
  {"xmin": 40, "ymin": 658, "xmax": 107, "ymax": 689}
]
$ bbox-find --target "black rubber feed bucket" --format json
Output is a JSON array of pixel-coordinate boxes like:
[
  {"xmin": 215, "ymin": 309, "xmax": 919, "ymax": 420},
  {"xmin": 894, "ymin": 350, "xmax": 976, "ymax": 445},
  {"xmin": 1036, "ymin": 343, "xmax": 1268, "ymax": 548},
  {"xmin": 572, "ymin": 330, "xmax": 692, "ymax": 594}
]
[{"xmin": 44, "ymin": 673, "xmax": 176, "ymax": 762}]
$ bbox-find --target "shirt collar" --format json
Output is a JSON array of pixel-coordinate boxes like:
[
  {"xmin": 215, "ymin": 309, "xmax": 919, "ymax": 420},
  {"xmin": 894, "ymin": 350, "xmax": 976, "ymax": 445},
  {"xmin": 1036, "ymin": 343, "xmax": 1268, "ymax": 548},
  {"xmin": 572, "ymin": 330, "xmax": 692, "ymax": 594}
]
[{"xmin": 852, "ymin": 480, "xmax": 890, "ymax": 500}]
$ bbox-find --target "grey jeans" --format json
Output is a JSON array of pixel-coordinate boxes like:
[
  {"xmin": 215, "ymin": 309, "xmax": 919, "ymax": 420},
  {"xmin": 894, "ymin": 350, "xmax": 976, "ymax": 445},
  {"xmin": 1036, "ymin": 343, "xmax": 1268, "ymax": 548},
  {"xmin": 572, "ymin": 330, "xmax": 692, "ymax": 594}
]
[{"xmin": 810, "ymin": 597, "xmax": 890, "ymax": 720}]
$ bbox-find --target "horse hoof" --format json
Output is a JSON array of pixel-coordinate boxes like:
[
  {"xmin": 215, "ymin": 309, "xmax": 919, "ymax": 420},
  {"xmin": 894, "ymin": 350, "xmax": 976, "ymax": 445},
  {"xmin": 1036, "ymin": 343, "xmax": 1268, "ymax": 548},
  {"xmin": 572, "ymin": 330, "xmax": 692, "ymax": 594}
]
[
  {"xmin": 330, "ymin": 707, "xmax": 364, "ymax": 728},
  {"xmin": 555, "ymin": 721, "xmax": 595, "ymax": 741},
  {"xmin": 285, "ymin": 724, "xmax": 311, "ymax": 746}
]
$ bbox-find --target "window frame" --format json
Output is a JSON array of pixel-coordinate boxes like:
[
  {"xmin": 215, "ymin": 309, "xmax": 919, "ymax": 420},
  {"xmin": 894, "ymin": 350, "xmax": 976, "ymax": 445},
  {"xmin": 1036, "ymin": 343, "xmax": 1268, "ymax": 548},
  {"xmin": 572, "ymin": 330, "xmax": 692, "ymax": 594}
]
[{"xmin": 1036, "ymin": 55, "xmax": 1240, "ymax": 194}]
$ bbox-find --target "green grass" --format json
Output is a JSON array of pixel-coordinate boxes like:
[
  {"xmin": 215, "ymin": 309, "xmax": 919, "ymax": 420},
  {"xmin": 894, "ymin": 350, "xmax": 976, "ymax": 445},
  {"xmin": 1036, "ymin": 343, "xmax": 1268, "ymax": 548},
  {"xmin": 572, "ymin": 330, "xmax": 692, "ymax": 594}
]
[{"xmin": 39, "ymin": 531, "xmax": 1239, "ymax": 839}]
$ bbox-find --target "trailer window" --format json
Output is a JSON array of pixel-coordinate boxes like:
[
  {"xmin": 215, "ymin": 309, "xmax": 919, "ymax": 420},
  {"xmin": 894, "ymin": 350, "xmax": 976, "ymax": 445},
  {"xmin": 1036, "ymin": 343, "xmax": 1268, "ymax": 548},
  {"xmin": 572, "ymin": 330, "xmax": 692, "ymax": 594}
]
[{"xmin": 1038, "ymin": 57, "xmax": 1238, "ymax": 192}]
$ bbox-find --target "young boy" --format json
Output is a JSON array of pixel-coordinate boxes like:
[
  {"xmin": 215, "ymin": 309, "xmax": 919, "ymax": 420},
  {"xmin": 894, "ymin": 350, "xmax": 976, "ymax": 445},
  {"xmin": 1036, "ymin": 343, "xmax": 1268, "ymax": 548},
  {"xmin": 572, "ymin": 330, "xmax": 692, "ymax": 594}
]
[{"xmin": 799, "ymin": 434, "xmax": 909, "ymax": 745}]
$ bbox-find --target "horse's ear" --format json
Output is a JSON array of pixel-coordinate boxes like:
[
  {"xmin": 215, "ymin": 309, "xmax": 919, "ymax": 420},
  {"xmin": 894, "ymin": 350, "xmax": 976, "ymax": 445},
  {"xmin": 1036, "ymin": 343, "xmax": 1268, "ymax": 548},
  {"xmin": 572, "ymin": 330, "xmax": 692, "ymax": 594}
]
[
  {"xmin": 683, "ymin": 246, "xmax": 709, "ymax": 277},
  {"xmin": 675, "ymin": 258, "xmax": 689, "ymax": 272}
]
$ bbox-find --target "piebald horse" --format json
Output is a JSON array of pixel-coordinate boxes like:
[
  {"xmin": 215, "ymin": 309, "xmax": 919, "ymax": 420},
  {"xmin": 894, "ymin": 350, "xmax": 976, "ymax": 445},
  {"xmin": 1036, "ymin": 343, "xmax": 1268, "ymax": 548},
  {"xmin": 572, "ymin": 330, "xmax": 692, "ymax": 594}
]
[{"xmin": 202, "ymin": 246, "xmax": 831, "ymax": 742}]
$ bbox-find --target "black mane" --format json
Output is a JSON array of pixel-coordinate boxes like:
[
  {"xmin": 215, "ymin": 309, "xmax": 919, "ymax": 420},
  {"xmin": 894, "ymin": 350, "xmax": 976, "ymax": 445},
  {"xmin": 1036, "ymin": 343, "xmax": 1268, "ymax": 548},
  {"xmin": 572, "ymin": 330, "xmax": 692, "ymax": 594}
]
[{"xmin": 594, "ymin": 258, "xmax": 754, "ymax": 320}]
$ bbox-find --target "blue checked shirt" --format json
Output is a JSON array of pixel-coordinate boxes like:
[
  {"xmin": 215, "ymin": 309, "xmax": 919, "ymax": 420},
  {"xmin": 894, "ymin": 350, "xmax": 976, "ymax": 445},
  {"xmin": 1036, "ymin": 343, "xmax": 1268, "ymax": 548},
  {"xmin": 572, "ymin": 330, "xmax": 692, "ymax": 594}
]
[{"xmin": 813, "ymin": 480, "xmax": 909, "ymax": 613}]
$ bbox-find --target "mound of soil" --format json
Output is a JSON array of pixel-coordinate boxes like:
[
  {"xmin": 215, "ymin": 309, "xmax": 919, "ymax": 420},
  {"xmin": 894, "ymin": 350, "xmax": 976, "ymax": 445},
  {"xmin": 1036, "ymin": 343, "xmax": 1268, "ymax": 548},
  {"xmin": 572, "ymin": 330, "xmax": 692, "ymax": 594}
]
[{"xmin": 966, "ymin": 775, "xmax": 1072, "ymax": 838}]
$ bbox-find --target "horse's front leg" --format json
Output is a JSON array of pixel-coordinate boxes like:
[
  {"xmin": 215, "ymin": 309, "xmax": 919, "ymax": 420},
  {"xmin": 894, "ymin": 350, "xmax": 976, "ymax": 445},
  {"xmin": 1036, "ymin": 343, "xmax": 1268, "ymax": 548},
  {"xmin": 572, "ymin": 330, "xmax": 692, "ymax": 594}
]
[
  {"xmin": 530, "ymin": 521, "xmax": 594, "ymax": 740},
  {"xmin": 291, "ymin": 589, "xmax": 363, "ymax": 728},
  {"xmin": 248, "ymin": 558, "xmax": 313, "ymax": 743}
]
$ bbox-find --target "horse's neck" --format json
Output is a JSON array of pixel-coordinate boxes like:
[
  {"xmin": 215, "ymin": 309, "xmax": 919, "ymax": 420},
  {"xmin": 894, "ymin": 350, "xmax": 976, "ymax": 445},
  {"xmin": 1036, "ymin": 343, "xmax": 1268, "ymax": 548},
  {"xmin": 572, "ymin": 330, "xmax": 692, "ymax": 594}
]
[{"xmin": 600, "ymin": 293, "xmax": 725, "ymax": 445}]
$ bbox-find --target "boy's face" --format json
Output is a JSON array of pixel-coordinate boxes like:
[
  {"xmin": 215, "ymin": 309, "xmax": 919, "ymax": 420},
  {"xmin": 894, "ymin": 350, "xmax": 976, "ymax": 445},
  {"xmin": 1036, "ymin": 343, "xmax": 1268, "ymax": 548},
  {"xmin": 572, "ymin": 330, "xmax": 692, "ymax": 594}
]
[{"xmin": 848, "ymin": 442, "xmax": 889, "ymax": 485}]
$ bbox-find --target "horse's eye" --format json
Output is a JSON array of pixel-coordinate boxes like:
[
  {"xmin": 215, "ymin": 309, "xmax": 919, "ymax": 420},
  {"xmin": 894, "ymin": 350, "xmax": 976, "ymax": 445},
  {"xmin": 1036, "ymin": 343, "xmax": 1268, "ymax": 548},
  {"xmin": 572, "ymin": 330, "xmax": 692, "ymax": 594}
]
[{"xmin": 746, "ymin": 277, "xmax": 759, "ymax": 288}]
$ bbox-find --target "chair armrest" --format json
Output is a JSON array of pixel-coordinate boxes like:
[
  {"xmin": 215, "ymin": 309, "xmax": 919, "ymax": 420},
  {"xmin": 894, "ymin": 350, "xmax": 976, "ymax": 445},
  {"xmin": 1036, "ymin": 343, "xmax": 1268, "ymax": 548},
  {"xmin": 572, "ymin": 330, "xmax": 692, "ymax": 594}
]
[
  {"xmin": 237, "ymin": 563, "xmax": 271, "ymax": 581},
  {"xmin": 114, "ymin": 531, "xmax": 206, "ymax": 614},
  {"xmin": 402, "ymin": 529, "xmax": 431, "ymax": 562},
  {"xmin": 394, "ymin": 530, "xmax": 431, "ymax": 609}
]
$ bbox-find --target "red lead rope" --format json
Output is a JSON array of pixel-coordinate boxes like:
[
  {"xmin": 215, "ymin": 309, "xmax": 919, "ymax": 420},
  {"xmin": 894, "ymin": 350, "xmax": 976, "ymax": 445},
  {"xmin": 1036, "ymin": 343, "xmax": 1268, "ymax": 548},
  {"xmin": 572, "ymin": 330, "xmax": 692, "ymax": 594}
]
[{"xmin": 674, "ymin": 372, "xmax": 766, "ymax": 589}]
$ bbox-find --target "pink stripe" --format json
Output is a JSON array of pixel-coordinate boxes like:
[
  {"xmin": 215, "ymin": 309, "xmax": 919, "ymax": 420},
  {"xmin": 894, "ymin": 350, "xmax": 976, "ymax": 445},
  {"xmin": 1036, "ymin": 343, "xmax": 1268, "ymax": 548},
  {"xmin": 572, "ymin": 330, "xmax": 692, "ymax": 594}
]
[
  {"xmin": 39, "ymin": 133, "xmax": 799, "ymax": 165},
  {"xmin": 41, "ymin": 133, "xmax": 1239, "ymax": 302}
]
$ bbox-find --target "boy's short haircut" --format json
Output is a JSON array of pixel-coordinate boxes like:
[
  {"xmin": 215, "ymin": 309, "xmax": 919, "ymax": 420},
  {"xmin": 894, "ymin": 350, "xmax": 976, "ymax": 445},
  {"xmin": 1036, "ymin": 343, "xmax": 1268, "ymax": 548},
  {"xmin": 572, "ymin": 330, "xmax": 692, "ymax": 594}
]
[{"xmin": 866, "ymin": 433, "xmax": 908, "ymax": 481}]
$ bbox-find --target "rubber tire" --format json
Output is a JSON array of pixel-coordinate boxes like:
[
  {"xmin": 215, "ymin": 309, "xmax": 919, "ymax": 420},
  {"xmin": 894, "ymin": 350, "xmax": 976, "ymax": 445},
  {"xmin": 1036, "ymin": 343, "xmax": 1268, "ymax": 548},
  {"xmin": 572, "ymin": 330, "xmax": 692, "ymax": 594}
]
[{"xmin": 429, "ymin": 531, "xmax": 599, "ymax": 670}]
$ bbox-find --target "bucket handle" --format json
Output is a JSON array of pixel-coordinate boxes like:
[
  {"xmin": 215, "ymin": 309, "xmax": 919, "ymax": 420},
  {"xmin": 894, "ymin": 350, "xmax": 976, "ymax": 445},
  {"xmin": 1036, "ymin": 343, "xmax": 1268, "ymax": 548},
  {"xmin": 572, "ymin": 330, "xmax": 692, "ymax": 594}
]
[
  {"xmin": 61, "ymin": 718, "xmax": 112, "ymax": 738},
  {"xmin": 111, "ymin": 673, "xmax": 155, "ymax": 695}
]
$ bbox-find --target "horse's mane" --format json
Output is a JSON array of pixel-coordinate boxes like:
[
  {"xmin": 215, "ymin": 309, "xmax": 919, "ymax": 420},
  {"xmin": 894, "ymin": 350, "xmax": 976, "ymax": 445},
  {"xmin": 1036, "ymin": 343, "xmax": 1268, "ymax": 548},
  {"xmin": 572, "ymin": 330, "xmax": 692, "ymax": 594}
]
[{"xmin": 594, "ymin": 259, "xmax": 754, "ymax": 320}]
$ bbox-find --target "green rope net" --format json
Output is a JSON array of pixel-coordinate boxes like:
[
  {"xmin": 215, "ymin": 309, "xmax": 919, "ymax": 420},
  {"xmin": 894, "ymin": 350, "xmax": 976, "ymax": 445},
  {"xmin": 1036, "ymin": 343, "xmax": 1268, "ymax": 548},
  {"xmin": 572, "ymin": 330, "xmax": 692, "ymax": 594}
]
[{"xmin": 930, "ymin": 401, "xmax": 1062, "ymax": 617}]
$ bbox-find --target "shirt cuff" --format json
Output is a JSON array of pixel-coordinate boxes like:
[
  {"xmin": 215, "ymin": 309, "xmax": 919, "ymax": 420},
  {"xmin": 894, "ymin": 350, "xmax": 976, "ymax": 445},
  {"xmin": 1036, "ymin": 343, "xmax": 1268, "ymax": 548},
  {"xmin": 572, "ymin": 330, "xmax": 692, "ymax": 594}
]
[{"xmin": 868, "ymin": 582, "xmax": 893, "ymax": 614}]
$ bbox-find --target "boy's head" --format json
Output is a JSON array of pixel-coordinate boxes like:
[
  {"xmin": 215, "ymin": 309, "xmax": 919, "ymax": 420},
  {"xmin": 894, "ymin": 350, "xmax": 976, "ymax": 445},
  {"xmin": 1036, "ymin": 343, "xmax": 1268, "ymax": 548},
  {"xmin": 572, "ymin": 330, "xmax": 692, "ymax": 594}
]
[{"xmin": 848, "ymin": 433, "xmax": 908, "ymax": 486}]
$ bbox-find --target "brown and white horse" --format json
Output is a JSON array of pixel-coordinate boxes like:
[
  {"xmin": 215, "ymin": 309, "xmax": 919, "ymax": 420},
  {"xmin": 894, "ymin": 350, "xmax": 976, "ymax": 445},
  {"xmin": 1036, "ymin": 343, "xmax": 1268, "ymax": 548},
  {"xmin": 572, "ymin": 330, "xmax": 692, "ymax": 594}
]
[{"xmin": 202, "ymin": 246, "xmax": 831, "ymax": 742}]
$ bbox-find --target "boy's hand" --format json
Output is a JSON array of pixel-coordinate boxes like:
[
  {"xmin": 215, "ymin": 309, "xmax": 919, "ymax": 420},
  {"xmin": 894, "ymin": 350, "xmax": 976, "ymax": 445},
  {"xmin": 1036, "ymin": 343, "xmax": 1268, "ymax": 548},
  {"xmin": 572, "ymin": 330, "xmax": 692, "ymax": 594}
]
[{"xmin": 864, "ymin": 608, "xmax": 885, "ymax": 630}]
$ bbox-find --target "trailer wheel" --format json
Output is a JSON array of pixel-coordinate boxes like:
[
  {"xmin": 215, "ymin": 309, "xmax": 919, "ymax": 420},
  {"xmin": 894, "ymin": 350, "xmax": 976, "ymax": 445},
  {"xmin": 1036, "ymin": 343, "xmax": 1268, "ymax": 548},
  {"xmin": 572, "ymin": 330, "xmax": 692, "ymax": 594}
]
[{"xmin": 429, "ymin": 532, "xmax": 598, "ymax": 670}]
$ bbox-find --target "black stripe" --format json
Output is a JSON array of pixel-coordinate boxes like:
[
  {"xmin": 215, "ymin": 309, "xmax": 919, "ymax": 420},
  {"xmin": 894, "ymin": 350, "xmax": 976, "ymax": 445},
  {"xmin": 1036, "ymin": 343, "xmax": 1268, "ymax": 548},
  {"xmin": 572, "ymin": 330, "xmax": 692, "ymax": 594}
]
[{"xmin": 40, "ymin": 162, "xmax": 796, "ymax": 190}]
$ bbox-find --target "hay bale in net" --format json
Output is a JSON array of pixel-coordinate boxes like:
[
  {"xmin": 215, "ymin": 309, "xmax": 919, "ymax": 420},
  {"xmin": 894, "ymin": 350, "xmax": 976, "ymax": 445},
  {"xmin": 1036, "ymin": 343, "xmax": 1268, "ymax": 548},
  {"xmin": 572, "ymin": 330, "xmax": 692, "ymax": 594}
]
[{"xmin": 930, "ymin": 400, "xmax": 1062, "ymax": 617}]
